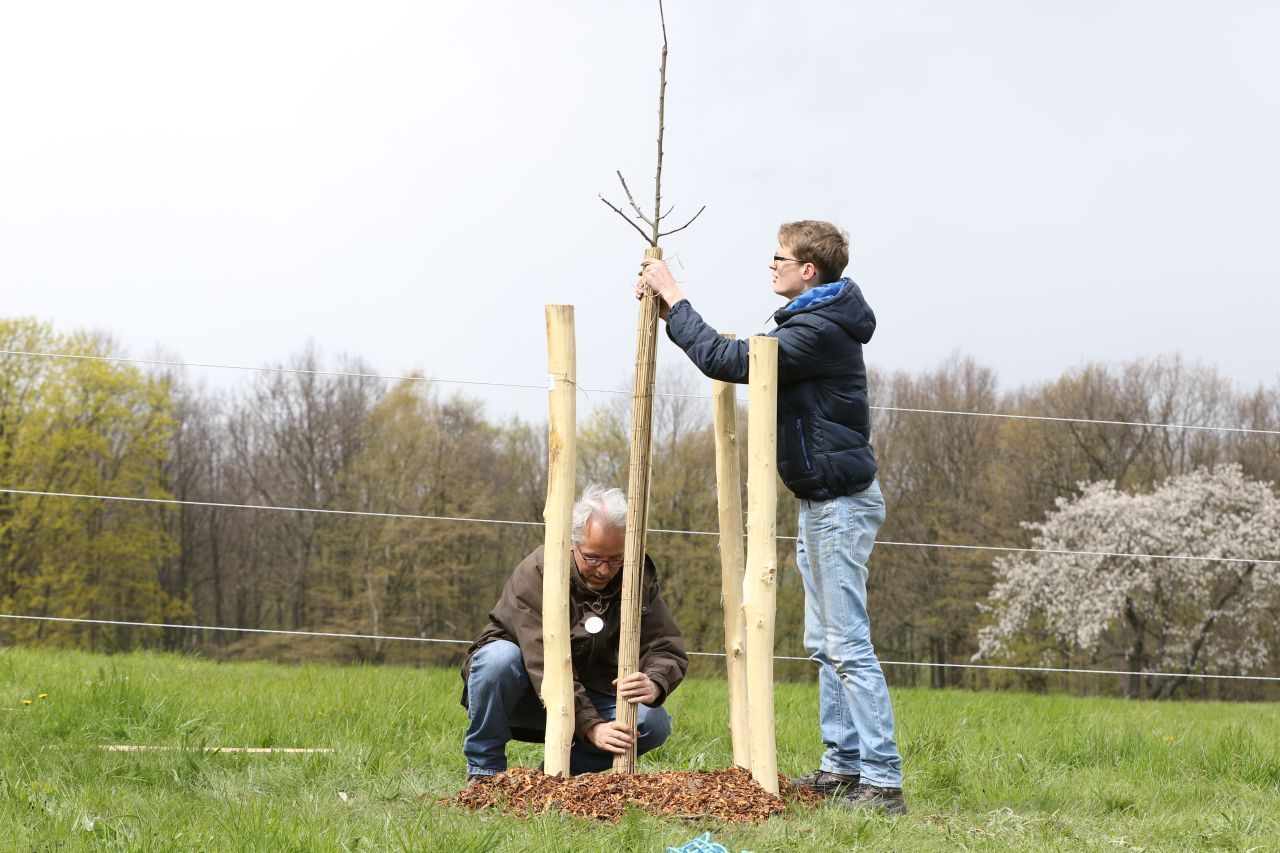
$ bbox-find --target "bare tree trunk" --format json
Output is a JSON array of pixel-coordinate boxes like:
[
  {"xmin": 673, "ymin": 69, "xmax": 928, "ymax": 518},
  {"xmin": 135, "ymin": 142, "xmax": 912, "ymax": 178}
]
[{"xmin": 1123, "ymin": 597, "xmax": 1145, "ymax": 699}]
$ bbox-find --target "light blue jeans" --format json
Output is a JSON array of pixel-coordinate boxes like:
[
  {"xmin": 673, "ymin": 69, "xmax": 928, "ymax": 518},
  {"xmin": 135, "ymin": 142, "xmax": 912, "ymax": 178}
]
[
  {"xmin": 463, "ymin": 639, "xmax": 673, "ymax": 777},
  {"xmin": 797, "ymin": 479, "xmax": 903, "ymax": 787}
]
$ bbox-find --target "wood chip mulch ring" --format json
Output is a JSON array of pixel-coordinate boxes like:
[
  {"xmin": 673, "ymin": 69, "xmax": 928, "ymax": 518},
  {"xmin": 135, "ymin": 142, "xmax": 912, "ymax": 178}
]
[{"xmin": 441, "ymin": 766, "xmax": 825, "ymax": 824}]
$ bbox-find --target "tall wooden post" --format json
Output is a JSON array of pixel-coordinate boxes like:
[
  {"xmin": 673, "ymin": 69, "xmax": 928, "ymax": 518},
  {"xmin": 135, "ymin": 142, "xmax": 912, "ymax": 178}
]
[
  {"xmin": 614, "ymin": 245, "xmax": 663, "ymax": 773},
  {"xmin": 541, "ymin": 305, "xmax": 576, "ymax": 777},
  {"xmin": 744, "ymin": 336, "xmax": 779, "ymax": 793},
  {"xmin": 712, "ymin": 335, "xmax": 749, "ymax": 769}
]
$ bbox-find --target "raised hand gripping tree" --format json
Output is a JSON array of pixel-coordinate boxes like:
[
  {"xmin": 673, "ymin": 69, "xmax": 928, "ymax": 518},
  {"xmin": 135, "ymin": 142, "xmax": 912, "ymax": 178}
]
[{"xmin": 599, "ymin": 0, "xmax": 704, "ymax": 773}]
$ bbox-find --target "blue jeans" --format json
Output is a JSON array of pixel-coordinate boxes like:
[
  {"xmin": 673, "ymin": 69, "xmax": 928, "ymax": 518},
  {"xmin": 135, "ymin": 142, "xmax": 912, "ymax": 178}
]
[
  {"xmin": 463, "ymin": 639, "xmax": 673, "ymax": 776},
  {"xmin": 797, "ymin": 479, "xmax": 903, "ymax": 787}
]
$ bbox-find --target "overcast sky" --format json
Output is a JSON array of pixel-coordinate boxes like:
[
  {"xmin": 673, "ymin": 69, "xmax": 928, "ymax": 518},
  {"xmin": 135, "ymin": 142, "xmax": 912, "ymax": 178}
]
[{"xmin": 3, "ymin": 1, "xmax": 1277, "ymax": 424}]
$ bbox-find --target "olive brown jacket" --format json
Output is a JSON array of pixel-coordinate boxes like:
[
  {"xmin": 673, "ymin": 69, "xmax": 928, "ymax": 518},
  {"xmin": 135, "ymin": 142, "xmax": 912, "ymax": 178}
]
[{"xmin": 460, "ymin": 546, "xmax": 688, "ymax": 741}]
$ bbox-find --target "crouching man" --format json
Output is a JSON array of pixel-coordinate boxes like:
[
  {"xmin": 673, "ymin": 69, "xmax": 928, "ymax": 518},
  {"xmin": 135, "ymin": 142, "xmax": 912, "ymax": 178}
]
[{"xmin": 460, "ymin": 484, "xmax": 688, "ymax": 782}]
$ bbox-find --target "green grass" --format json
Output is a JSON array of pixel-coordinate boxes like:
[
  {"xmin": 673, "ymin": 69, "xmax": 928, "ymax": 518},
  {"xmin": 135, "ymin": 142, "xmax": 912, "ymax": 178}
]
[{"xmin": 2, "ymin": 647, "xmax": 1278, "ymax": 850}]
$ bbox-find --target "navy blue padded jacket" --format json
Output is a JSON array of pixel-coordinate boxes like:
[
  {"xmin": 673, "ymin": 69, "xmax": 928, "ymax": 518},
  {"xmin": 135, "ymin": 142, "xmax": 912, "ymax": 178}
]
[{"xmin": 664, "ymin": 278, "xmax": 878, "ymax": 501}]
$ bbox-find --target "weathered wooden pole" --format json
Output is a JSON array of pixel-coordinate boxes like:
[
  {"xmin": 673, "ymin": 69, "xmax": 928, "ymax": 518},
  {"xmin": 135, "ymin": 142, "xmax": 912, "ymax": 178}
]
[
  {"xmin": 613, "ymin": 247, "xmax": 663, "ymax": 773},
  {"xmin": 744, "ymin": 335, "xmax": 779, "ymax": 793},
  {"xmin": 541, "ymin": 305, "xmax": 576, "ymax": 778},
  {"xmin": 712, "ymin": 335, "xmax": 750, "ymax": 769}
]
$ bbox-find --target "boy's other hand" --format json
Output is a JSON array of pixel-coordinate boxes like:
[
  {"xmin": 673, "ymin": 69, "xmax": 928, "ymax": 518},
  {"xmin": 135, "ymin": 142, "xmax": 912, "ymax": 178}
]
[{"xmin": 637, "ymin": 259, "xmax": 684, "ymax": 321}]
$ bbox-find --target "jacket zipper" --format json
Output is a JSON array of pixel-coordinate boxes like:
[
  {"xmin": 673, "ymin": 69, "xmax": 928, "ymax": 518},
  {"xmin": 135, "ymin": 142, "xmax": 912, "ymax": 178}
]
[{"xmin": 796, "ymin": 418, "xmax": 813, "ymax": 471}]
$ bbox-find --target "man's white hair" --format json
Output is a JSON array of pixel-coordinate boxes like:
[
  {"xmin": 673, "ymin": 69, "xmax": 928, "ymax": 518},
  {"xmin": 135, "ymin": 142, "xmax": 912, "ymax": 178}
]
[{"xmin": 571, "ymin": 483, "xmax": 628, "ymax": 544}]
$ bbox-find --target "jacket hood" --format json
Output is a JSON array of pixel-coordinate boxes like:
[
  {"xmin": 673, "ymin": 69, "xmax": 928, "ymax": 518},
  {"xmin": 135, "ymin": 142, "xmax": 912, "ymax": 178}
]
[{"xmin": 775, "ymin": 278, "xmax": 876, "ymax": 344}]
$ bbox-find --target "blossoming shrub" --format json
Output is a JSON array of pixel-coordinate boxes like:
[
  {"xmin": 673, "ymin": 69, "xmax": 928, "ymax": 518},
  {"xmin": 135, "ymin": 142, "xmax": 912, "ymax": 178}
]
[{"xmin": 977, "ymin": 465, "xmax": 1280, "ymax": 698}]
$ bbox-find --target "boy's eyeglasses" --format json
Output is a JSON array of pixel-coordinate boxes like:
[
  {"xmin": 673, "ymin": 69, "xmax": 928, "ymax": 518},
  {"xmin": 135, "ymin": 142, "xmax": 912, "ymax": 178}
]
[
  {"xmin": 772, "ymin": 255, "xmax": 803, "ymax": 264},
  {"xmin": 576, "ymin": 549, "xmax": 624, "ymax": 569}
]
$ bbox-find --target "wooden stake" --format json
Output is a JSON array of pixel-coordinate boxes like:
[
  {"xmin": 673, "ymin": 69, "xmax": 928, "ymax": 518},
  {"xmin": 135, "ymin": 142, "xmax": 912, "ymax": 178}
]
[
  {"xmin": 542, "ymin": 304, "xmax": 576, "ymax": 778},
  {"xmin": 613, "ymin": 246, "xmax": 663, "ymax": 773},
  {"xmin": 744, "ymin": 335, "xmax": 779, "ymax": 793},
  {"xmin": 712, "ymin": 335, "xmax": 749, "ymax": 769}
]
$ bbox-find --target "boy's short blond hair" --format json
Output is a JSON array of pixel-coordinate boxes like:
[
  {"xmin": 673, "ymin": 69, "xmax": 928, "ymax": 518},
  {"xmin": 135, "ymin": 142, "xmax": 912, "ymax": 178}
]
[{"xmin": 778, "ymin": 220, "xmax": 849, "ymax": 284}]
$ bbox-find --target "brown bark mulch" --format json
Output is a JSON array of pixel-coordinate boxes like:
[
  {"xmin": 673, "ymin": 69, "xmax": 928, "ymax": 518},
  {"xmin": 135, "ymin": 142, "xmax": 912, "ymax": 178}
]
[{"xmin": 442, "ymin": 766, "xmax": 824, "ymax": 824}]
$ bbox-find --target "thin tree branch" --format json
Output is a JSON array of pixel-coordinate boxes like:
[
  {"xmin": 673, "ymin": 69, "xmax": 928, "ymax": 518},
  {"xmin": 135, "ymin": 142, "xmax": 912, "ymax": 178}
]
[
  {"xmin": 616, "ymin": 171, "xmax": 654, "ymax": 227},
  {"xmin": 598, "ymin": 0, "xmax": 703, "ymax": 249},
  {"xmin": 651, "ymin": 0, "xmax": 668, "ymax": 245},
  {"xmin": 599, "ymin": 195, "xmax": 657, "ymax": 246},
  {"xmin": 657, "ymin": 204, "xmax": 706, "ymax": 239}
]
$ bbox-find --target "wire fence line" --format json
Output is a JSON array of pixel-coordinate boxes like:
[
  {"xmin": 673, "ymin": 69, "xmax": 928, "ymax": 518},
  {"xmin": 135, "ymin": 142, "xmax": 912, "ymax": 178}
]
[
  {"xmin": 0, "ymin": 488, "xmax": 544, "ymax": 530},
  {"xmin": 4, "ymin": 613, "xmax": 1278, "ymax": 685},
  {"xmin": 0, "ymin": 348, "xmax": 543, "ymax": 394},
  {"xmin": 4, "ymin": 487, "xmax": 1279, "ymax": 568},
  {"xmin": 0, "ymin": 613, "xmax": 471, "ymax": 646},
  {"xmin": 5, "ymin": 348, "xmax": 1278, "ymax": 437},
  {"xmin": 869, "ymin": 404, "xmax": 1279, "ymax": 436}
]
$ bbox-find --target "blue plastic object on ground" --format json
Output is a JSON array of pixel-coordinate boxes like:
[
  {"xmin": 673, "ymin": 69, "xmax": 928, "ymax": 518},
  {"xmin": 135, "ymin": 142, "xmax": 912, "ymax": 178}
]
[{"xmin": 664, "ymin": 831, "xmax": 736, "ymax": 853}]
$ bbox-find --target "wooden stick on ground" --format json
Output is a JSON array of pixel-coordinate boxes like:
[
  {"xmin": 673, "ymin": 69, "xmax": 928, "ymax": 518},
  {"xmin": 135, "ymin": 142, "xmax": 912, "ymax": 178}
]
[
  {"xmin": 744, "ymin": 336, "xmax": 780, "ymax": 793},
  {"xmin": 98, "ymin": 746, "xmax": 333, "ymax": 753},
  {"xmin": 541, "ymin": 305, "xmax": 577, "ymax": 777},
  {"xmin": 712, "ymin": 334, "xmax": 750, "ymax": 769}
]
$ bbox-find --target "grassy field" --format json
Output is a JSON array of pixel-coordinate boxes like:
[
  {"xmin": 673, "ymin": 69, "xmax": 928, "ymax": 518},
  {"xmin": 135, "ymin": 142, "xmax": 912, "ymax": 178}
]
[{"xmin": 2, "ymin": 647, "xmax": 1278, "ymax": 851}]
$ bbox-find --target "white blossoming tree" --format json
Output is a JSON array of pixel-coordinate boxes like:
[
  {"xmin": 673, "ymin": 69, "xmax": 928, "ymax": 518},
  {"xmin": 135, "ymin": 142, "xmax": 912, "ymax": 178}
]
[{"xmin": 976, "ymin": 465, "xmax": 1280, "ymax": 698}]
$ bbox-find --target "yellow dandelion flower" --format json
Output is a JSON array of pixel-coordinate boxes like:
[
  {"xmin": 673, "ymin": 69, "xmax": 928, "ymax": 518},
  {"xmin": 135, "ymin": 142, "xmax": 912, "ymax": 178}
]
[
  {"xmin": 38, "ymin": 693, "xmax": 48, "ymax": 699},
  {"xmin": 21, "ymin": 699, "xmax": 32, "ymax": 705}
]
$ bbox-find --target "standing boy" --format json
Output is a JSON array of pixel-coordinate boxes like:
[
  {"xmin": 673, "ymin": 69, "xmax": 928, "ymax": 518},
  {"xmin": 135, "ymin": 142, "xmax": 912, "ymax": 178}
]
[{"xmin": 638, "ymin": 220, "xmax": 905, "ymax": 814}]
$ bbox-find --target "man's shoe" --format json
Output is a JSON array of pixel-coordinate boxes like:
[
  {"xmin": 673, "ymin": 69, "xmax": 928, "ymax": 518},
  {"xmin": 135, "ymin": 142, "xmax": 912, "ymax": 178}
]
[
  {"xmin": 466, "ymin": 773, "xmax": 497, "ymax": 787},
  {"xmin": 839, "ymin": 782, "xmax": 907, "ymax": 815},
  {"xmin": 789, "ymin": 769, "xmax": 860, "ymax": 796}
]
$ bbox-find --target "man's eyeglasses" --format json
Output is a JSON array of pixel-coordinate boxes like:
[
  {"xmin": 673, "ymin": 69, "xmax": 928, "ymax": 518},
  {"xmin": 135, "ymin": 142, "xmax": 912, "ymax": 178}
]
[
  {"xmin": 576, "ymin": 549, "xmax": 624, "ymax": 569},
  {"xmin": 772, "ymin": 254, "xmax": 803, "ymax": 265}
]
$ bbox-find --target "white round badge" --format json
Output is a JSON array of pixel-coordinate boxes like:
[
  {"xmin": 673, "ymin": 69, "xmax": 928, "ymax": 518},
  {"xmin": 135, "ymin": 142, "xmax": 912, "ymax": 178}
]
[{"xmin": 584, "ymin": 616, "xmax": 605, "ymax": 634}]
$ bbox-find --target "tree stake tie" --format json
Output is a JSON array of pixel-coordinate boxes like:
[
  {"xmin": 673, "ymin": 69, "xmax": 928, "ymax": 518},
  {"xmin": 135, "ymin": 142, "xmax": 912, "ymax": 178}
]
[{"xmin": 599, "ymin": 0, "xmax": 705, "ymax": 774}]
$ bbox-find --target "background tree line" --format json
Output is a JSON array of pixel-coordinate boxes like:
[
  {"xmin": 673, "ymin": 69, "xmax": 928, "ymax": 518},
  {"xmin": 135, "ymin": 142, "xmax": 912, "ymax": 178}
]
[{"xmin": 3, "ymin": 317, "xmax": 1279, "ymax": 699}]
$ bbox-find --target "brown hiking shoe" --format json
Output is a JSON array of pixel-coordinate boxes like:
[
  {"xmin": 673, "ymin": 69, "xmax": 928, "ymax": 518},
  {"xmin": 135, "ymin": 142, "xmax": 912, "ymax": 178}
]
[
  {"xmin": 790, "ymin": 769, "xmax": 860, "ymax": 796},
  {"xmin": 839, "ymin": 782, "xmax": 907, "ymax": 815}
]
